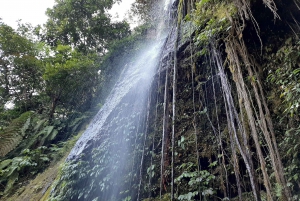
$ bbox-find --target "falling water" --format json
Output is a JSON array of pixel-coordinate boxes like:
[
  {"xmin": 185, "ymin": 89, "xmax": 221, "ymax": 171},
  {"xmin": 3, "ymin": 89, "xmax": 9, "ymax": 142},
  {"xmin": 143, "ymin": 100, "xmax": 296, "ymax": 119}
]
[
  {"xmin": 68, "ymin": 41, "xmax": 165, "ymax": 161},
  {"xmin": 56, "ymin": 0, "xmax": 176, "ymax": 200}
]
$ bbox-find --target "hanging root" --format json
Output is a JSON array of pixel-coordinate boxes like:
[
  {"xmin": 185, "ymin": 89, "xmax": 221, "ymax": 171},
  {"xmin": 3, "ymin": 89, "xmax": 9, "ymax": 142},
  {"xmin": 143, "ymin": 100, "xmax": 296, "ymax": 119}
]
[
  {"xmin": 231, "ymin": 0, "xmax": 280, "ymax": 52},
  {"xmin": 211, "ymin": 45, "xmax": 261, "ymax": 201},
  {"xmin": 225, "ymin": 36, "xmax": 273, "ymax": 201},
  {"xmin": 223, "ymin": 9, "xmax": 292, "ymax": 199},
  {"xmin": 261, "ymin": 0, "xmax": 279, "ymax": 18},
  {"xmin": 221, "ymin": 0, "xmax": 292, "ymax": 198}
]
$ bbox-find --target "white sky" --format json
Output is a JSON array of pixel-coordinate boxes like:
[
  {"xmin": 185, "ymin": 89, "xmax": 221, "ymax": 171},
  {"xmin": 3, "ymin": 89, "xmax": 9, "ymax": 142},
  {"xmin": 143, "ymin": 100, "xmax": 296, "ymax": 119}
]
[
  {"xmin": 0, "ymin": 0, "xmax": 135, "ymax": 29},
  {"xmin": 0, "ymin": 0, "xmax": 55, "ymax": 28},
  {"xmin": 110, "ymin": 0, "xmax": 135, "ymax": 22}
]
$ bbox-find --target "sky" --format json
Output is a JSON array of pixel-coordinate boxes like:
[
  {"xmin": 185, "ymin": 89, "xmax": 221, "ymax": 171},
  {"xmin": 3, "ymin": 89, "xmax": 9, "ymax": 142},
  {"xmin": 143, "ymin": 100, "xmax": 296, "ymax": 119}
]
[
  {"xmin": 0, "ymin": 0, "xmax": 135, "ymax": 29},
  {"xmin": 110, "ymin": 0, "xmax": 135, "ymax": 22},
  {"xmin": 0, "ymin": 0, "xmax": 55, "ymax": 28}
]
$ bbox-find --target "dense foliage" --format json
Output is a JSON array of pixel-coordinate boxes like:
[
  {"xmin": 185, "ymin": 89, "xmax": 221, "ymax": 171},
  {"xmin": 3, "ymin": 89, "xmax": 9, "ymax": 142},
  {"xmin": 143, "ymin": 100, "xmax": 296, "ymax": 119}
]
[
  {"xmin": 47, "ymin": 0, "xmax": 300, "ymax": 200},
  {"xmin": 44, "ymin": 0, "xmax": 130, "ymax": 53},
  {"xmin": 2, "ymin": 0, "xmax": 300, "ymax": 200},
  {"xmin": 0, "ymin": 0, "xmax": 132, "ymax": 197}
]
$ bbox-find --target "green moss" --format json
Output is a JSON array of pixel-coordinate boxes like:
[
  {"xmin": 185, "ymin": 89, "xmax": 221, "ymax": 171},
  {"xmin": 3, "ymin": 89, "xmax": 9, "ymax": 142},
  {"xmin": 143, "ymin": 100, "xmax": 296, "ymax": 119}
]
[
  {"xmin": 142, "ymin": 193, "xmax": 171, "ymax": 201},
  {"xmin": 191, "ymin": 0, "xmax": 237, "ymax": 46},
  {"xmin": 40, "ymin": 186, "xmax": 52, "ymax": 201}
]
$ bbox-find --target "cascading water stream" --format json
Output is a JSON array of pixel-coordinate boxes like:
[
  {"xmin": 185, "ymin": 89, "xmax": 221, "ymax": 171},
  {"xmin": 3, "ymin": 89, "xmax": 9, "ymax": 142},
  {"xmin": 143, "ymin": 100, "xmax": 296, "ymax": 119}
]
[
  {"xmin": 68, "ymin": 41, "xmax": 165, "ymax": 160},
  {"xmin": 54, "ymin": 0, "xmax": 177, "ymax": 200},
  {"xmin": 4, "ymin": 0, "xmax": 296, "ymax": 200}
]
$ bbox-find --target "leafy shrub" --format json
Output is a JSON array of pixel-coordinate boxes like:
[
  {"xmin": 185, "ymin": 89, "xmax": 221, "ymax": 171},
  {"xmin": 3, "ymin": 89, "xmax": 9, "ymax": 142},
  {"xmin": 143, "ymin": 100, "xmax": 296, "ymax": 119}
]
[
  {"xmin": 0, "ymin": 147, "xmax": 50, "ymax": 195},
  {"xmin": 267, "ymin": 38, "xmax": 300, "ymax": 116},
  {"xmin": 175, "ymin": 162, "xmax": 216, "ymax": 200}
]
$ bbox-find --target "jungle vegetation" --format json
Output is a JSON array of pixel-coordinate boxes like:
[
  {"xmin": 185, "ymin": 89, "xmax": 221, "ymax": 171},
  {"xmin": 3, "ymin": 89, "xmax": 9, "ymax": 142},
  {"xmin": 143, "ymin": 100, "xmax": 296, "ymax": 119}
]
[
  {"xmin": 1, "ymin": 0, "xmax": 300, "ymax": 200},
  {"xmin": 0, "ymin": 0, "xmax": 133, "ymax": 198}
]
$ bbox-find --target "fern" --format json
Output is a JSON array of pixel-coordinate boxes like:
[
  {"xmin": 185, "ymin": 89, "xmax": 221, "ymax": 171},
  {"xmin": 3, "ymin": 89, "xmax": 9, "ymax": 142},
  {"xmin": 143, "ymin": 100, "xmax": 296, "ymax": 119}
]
[
  {"xmin": 0, "ymin": 110, "xmax": 90, "ymax": 196},
  {"xmin": 3, "ymin": 114, "xmax": 61, "ymax": 158},
  {"xmin": 0, "ymin": 111, "xmax": 33, "ymax": 157}
]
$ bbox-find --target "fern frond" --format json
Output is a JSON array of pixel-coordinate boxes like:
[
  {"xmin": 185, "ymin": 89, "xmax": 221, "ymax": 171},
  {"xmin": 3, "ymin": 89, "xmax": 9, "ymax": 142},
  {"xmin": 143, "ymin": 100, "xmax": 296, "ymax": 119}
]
[{"xmin": 0, "ymin": 111, "xmax": 33, "ymax": 157}]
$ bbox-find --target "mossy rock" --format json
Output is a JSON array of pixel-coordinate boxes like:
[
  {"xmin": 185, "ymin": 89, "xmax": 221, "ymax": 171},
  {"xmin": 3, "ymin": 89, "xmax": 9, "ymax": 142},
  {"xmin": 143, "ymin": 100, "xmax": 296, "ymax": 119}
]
[{"xmin": 143, "ymin": 193, "xmax": 171, "ymax": 201}]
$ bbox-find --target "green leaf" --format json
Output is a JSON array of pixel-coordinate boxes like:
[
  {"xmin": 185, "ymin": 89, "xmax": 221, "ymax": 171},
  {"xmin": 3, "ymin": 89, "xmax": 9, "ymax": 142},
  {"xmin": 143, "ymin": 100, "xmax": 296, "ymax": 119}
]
[
  {"xmin": 202, "ymin": 188, "xmax": 214, "ymax": 196},
  {"xmin": 293, "ymin": 68, "xmax": 300, "ymax": 75},
  {"xmin": 208, "ymin": 161, "xmax": 217, "ymax": 167},
  {"xmin": 21, "ymin": 117, "xmax": 31, "ymax": 136},
  {"xmin": 4, "ymin": 171, "xmax": 19, "ymax": 193},
  {"xmin": 199, "ymin": 107, "xmax": 207, "ymax": 114},
  {"xmin": 0, "ymin": 159, "xmax": 12, "ymax": 170}
]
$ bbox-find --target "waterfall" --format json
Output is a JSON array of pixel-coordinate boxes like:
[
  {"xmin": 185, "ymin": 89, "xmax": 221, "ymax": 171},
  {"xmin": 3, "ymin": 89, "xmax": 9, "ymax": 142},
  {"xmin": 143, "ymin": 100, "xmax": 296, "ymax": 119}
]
[
  {"xmin": 67, "ymin": 41, "xmax": 165, "ymax": 161},
  {"xmin": 50, "ymin": 1, "xmax": 177, "ymax": 200}
]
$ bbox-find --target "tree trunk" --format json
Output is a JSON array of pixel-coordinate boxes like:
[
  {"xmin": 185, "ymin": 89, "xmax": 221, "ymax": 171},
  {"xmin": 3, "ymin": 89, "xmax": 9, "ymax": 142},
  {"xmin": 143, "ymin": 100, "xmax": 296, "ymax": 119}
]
[{"xmin": 50, "ymin": 96, "xmax": 58, "ymax": 119}]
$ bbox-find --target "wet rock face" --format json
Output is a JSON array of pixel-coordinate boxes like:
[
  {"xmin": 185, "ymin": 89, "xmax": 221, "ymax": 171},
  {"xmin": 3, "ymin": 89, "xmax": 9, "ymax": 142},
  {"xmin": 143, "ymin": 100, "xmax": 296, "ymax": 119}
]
[
  {"xmin": 67, "ymin": 0, "xmax": 181, "ymax": 163},
  {"xmin": 51, "ymin": 41, "xmax": 166, "ymax": 200},
  {"xmin": 50, "ymin": 1, "xmax": 178, "ymax": 200},
  {"xmin": 67, "ymin": 40, "xmax": 164, "ymax": 161},
  {"xmin": 50, "ymin": 0, "xmax": 300, "ymax": 200}
]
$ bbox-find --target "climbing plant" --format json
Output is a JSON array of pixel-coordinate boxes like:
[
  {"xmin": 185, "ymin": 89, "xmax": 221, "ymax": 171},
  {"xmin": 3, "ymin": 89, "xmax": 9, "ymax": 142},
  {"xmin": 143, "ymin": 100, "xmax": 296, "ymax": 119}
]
[{"xmin": 267, "ymin": 37, "xmax": 300, "ymax": 116}]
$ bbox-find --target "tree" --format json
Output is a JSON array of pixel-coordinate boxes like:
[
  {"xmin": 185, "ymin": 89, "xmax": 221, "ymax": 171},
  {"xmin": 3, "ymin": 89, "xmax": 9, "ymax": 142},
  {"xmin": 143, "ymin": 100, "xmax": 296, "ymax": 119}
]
[
  {"xmin": 130, "ymin": 0, "xmax": 162, "ymax": 24},
  {"xmin": 44, "ymin": 0, "xmax": 130, "ymax": 53},
  {"xmin": 43, "ymin": 45, "xmax": 99, "ymax": 118},
  {"xmin": 0, "ymin": 21, "xmax": 43, "ymax": 110}
]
